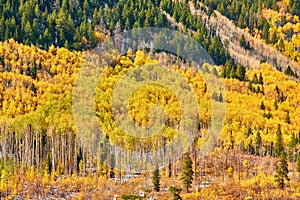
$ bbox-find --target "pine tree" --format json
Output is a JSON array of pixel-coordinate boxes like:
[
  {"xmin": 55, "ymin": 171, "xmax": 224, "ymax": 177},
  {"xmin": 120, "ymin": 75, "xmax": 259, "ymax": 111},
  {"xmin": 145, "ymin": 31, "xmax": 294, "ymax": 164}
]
[
  {"xmin": 277, "ymin": 38, "xmax": 285, "ymax": 51},
  {"xmin": 152, "ymin": 164, "xmax": 160, "ymax": 192},
  {"xmin": 239, "ymin": 34, "xmax": 249, "ymax": 49},
  {"xmin": 288, "ymin": 133, "xmax": 297, "ymax": 162},
  {"xmin": 248, "ymin": 81, "xmax": 253, "ymax": 92},
  {"xmin": 77, "ymin": 147, "xmax": 83, "ymax": 172},
  {"xmin": 274, "ymin": 151, "xmax": 289, "ymax": 189},
  {"xmin": 236, "ymin": 65, "xmax": 246, "ymax": 81},
  {"xmin": 275, "ymin": 124, "xmax": 284, "ymax": 158},
  {"xmin": 284, "ymin": 66, "xmax": 295, "ymax": 77},
  {"xmin": 180, "ymin": 152, "xmax": 194, "ymax": 192},
  {"xmin": 169, "ymin": 186, "xmax": 182, "ymax": 200},
  {"xmin": 47, "ymin": 153, "xmax": 52, "ymax": 174},
  {"xmin": 296, "ymin": 153, "xmax": 300, "ymax": 180}
]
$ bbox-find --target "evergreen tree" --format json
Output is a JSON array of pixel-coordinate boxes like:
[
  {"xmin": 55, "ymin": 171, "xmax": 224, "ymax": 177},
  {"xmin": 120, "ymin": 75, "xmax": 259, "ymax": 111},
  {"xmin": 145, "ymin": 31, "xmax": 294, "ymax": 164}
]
[
  {"xmin": 296, "ymin": 153, "xmax": 300, "ymax": 180},
  {"xmin": 180, "ymin": 152, "xmax": 194, "ymax": 192},
  {"xmin": 274, "ymin": 151, "xmax": 289, "ymax": 189},
  {"xmin": 236, "ymin": 65, "xmax": 246, "ymax": 81},
  {"xmin": 277, "ymin": 38, "xmax": 285, "ymax": 51},
  {"xmin": 47, "ymin": 153, "xmax": 52, "ymax": 174},
  {"xmin": 239, "ymin": 34, "xmax": 249, "ymax": 49},
  {"xmin": 270, "ymin": 30, "xmax": 278, "ymax": 44},
  {"xmin": 152, "ymin": 164, "xmax": 160, "ymax": 192},
  {"xmin": 275, "ymin": 124, "xmax": 284, "ymax": 158},
  {"xmin": 284, "ymin": 66, "xmax": 295, "ymax": 77},
  {"xmin": 169, "ymin": 186, "xmax": 182, "ymax": 200},
  {"xmin": 288, "ymin": 133, "xmax": 297, "ymax": 162},
  {"xmin": 223, "ymin": 59, "xmax": 235, "ymax": 78},
  {"xmin": 208, "ymin": 36, "xmax": 228, "ymax": 66},
  {"xmin": 77, "ymin": 147, "xmax": 83, "ymax": 172}
]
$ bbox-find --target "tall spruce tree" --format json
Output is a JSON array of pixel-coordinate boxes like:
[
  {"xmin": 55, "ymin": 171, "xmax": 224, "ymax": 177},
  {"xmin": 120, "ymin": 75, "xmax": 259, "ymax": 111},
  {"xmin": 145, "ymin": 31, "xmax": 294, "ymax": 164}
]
[
  {"xmin": 296, "ymin": 153, "xmax": 300, "ymax": 181},
  {"xmin": 275, "ymin": 124, "xmax": 284, "ymax": 158},
  {"xmin": 180, "ymin": 152, "xmax": 194, "ymax": 192},
  {"xmin": 288, "ymin": 133, "xmax": 297, "ymax": 162},
  {"xmin": 152, "ymin": 164, "xmax": 160, "ymax": 192},
  {"xmin": 274, "ymin": 151, "xmax": 289, "ymax": 189}
]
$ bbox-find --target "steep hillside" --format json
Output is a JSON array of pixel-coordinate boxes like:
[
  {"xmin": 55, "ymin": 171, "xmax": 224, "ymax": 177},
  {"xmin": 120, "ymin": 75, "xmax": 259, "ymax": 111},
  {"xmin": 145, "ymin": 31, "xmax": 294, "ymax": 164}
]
[
  {"xmin": 161, "ymin": 0, "xmax": 300, "ymax": 79},
  {"xmin": 191, "ymin": 2, "xmax": 300, "ymax": 75}
]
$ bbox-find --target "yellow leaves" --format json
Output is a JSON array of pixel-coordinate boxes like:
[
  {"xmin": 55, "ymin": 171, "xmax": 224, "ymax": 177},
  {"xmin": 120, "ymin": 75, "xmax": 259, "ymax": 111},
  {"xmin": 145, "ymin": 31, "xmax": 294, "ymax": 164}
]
[
  {"xmin": 79, "ymin": 160, "xmax": 84, "ymax": 174},
  {"xmin": 78, "ymin": 193, "xmax": 84, "ymax": 200},
  {"xmin": 283, "ymin": 22, "xmax": 293, "ymax": 33},
  {"xmin": 48, "ymin": 45, "xmax": 56, "ymax": 54},
  {"xmin": 27, "ymin": 166, "xmax": 36, "ymax": 183},
  {"xmin": 242, "ymin": 160, "xmax": 249, "ymax": 168},
  {"xmin": 134, "ymin": 50, "xmax": 147, "ymax": 65},
  {"xmin": 0, "ymin": 169, "xmax": 7, "ymax": 191},
  {"xmin": 82, "ymin": 36, "xmax": 88, "ymax": 44},
  {"xmin": 42, "ymin": 169, "xmax": 50, "ymax": 186},
  {"xmin": 8, "ymin": 38, "xmax": 15, "ymax": 45},
  {"xmin": 227, "ymin": 167, "xmax": 233, "ymax": 178},
  {"xmin": 259, "ymin": 63, "xmax": 273, "ymax": 71},
  {"xmin": 119, "ymin": 56, "xmax": 133, "ymax": 68},
  {"xmin": 294, "ymin": 23, "xmax": 300, "ymax": 33},
  {"xmin": 184, "ymin": 68, "xmax": 195, "ymax": 81},
  {"xmin": 260, "ymin": 6, "xmax": 300, "ymax": 64},
  {"xmin": 0, "ymin": 40, "xmax": 82, "ymax": 120},
  {"xmin": 94, "ymin": 31, "xmax": 105, "ymax": 43},
  {"xmin": 292, "ymin": 34, "xmax": 300, "ymax": 48}
]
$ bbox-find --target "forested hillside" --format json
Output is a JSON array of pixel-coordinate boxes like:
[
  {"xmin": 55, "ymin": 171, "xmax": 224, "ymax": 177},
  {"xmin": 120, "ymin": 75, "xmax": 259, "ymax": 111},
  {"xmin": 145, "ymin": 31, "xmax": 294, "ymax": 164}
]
[
  {"xmin": 0, "ymin": 0, "xmax": 168, "ymax": 49},
  {"xmin": 0, "ymin": 0, "xmax": 300, "ymax": 199},
  {"xmin": 201, "ymin": 0, "xmax": 300, "ymax": 67},
  {"xmin": 1, "ymin": 39, "xmax": 300, "ymax": 198}
]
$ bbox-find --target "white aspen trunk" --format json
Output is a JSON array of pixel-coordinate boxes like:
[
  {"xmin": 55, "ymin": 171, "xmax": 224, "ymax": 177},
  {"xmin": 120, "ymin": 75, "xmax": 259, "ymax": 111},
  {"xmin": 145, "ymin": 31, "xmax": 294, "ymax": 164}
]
[
  {"xmin": 68, "ymin": 133, "xmax": 72, "ymax": 174},
  {"xmin": 51, "ymin": 135, "xmax": 55, "ymax": 171}
]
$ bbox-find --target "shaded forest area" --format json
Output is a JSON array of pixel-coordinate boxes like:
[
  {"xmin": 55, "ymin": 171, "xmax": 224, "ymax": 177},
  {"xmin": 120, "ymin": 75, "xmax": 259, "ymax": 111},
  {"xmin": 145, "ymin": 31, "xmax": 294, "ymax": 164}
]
[{"xmin": 0, "ymin": 0, "xmax": 168, "ymax": 50}]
